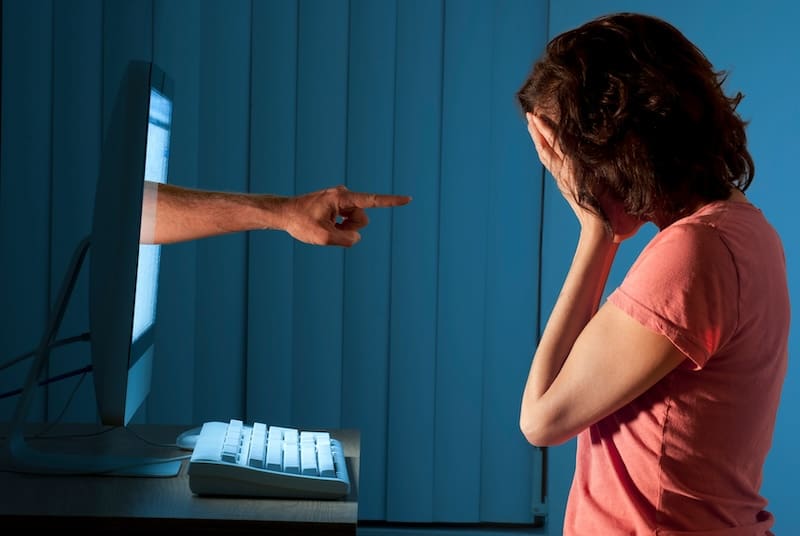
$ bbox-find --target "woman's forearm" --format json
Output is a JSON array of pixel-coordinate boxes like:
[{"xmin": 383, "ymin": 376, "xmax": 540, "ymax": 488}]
[{"xmin": 520, "ymin": 228, "xmax": 619, "ymax": 435}]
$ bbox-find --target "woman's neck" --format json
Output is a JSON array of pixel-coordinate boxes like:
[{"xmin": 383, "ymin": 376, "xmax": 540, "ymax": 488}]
[{"xmin": 653, "ymin": 188, "xmax": 748, "ymax": 230}]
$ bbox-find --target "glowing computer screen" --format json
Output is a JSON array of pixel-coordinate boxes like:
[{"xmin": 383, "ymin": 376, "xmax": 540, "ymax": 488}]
[{"xmin": 132, "ymin": 89, "xmax": 171, "ymax": 345}]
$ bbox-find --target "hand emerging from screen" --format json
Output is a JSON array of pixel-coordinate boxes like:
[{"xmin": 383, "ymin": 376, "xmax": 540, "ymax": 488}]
[
  {"xmin": 526, "ymin": 112, "xmax": 643, "ymax": 243},
  {"xmin": 281, "ymin": 185, "xmax": 411, "ymax": 247},
  {"xmin": 141, "ymin": 181, "xmax": 411, "ymax": 246}
]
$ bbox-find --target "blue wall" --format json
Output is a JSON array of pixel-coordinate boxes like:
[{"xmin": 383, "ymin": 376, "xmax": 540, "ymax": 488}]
[{"xmin": 1, "ymin": 0, "xmax": 797, "ymax": 533}]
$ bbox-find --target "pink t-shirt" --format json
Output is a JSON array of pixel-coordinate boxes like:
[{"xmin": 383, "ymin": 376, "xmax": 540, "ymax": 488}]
[{"xmin": 563, "ymin": 200, "xmax": 790, "ymax": 535}]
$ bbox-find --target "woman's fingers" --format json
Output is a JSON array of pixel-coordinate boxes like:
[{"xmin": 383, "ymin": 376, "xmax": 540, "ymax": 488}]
[
  {"xmin": 526, "ymin": 112, "xmax": 564, "ymax": 177},
  {"xmin": 531, "ymin": 113, "xmax": 564, "ymax": 159},
  {"xmin": 527, "ymin": 112, "xmax": 573, "ymax": 194},
  {"xmin": 526, "ymin": 113, "xmax": 548, "ymax": 161}
]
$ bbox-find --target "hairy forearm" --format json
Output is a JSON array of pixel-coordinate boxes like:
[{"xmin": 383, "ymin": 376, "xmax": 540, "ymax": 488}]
[
  {"xmin": 520, "ymin": 228, "xmax": 619, "ymax": 437},
  {"xmin": 140, "ymin": 182, "xmax": 287, "ymax": 244}
]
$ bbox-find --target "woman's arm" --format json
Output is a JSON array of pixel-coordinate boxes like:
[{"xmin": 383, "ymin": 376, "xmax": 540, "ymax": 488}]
[
  {"xmin": 520, "ymin": 224, "xmax": 618, "ymax": 445},
  {"xmin": 519, "ymin": 225, "xmax": 685, "ymax": 446}
]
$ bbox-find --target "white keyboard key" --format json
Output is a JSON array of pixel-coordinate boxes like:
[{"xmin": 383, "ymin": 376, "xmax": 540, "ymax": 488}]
[
  {"xmin": 226, "ymin": 419, "xmax": 243, "ymax": 442},
  {"xmin": 301, "ymin": 441, "xmax": 318, "ymax": 476},
  {"xmin": 317, "ymin": 442, "xmax": 335, "ymax": 477},
  {"xmin": 300, "ymin": 434, "xmax": 316, "ymax": 448},
  {"xmin": 220, "ymin": 419, "xmax": 243, "ymax": 463},
  {"xmin": 221, "ymin": 436, "xmax": 240, "ymax": 463},
  {"xmin": 248, "ymin": 430, "xmax": 266, "ymax": 468},
  {"xmin": 283, "ymin": 442, "xmax": 300, "ymax": 474},
  {"xmin": 311, "ymin": 431, "xmax": 331, "ymax": 443},
  {"xmin": 223, "ymin": 429, "xmax": 240, "ymax": 448},
  {"xmin": 265, "ymin": 439, "xmax": 282, "ymax": 471},
  {"xmin": 283, "ymin": 428, "xmax": 299, "ymax": 445}
]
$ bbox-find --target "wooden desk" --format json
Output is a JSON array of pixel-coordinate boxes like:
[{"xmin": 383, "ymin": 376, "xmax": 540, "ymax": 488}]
[{"xmin": 0, "ymin": 423, "xmax": 359, "ymax": 535}]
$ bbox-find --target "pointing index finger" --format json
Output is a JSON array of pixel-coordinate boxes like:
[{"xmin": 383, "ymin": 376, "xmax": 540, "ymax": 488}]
[{"xmin": 344, "ymin": 191, "xmax": 412, "ymax": 209}]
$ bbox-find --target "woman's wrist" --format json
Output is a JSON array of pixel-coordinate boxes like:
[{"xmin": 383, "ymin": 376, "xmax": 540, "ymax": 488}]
[{"xmin": 578, "ymin": 219, "xmax": 616, "ymax": 247}]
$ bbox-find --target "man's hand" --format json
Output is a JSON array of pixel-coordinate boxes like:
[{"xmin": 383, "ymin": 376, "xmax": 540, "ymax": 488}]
[{"xmin": 283, "ymin": 185, "xmax": 412, "ymax": 247}]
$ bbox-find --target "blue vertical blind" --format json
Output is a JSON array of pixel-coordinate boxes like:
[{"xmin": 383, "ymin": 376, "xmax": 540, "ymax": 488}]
[{"xmin": 0, "ymin": 0, "xmax": 549, "ymax": 524}]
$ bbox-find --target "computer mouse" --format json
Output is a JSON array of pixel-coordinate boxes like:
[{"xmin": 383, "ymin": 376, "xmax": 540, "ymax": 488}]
[{"xmin": 176, "ymin": 426, "xmax": 203, "ymax": 450}]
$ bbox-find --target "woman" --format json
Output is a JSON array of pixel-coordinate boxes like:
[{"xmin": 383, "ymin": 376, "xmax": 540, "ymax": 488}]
[{"xmin": 516, "ymin": 12, "xmax": 789, "ymax": 535}]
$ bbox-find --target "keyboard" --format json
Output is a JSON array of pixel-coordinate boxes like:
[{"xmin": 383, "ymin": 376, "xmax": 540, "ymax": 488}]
[{"xmin": 187, "ymin": 419, "xmax": 350, "ymax": 500}]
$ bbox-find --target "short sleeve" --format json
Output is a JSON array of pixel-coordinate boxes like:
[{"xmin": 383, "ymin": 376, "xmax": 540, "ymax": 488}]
[{"xmin": 607, "ymin": 222, "xmax": 739, "ymax": 369}]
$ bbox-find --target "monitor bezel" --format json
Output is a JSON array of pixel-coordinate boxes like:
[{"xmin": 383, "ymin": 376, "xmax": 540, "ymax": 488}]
[{"xmin": 89, "ymin": 60, "xmax": 174, "ymax": 427}]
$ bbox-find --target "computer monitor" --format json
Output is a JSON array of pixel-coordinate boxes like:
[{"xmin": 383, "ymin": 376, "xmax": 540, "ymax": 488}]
[
  {"xmin": 0, "ymin": 60, "xmax": 181, "ymax": 477},
  {"xmin": 90, "ymin": 60, "xmax": 172, "ymax": 427}
]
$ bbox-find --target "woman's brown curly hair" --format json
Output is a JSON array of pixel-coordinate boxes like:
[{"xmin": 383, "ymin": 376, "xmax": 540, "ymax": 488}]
[{"xmin": 516, "ymin": 12, "xmax": 754, "ymax": 226}]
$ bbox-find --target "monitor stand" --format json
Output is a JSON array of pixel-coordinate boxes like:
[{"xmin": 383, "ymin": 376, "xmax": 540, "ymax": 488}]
[{"xmin": 0, "ymin": 236, "xmax": 181, "ymax": 477}]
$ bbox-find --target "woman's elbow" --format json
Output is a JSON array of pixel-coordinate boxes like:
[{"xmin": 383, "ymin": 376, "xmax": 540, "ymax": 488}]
[{"xmin": 519, "ymin": 406, "xmax": 571, "ymax": 447}]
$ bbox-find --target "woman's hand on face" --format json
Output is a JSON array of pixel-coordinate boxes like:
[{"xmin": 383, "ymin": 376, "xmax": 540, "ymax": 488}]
[
  {"xmin": 526, "ymin": 112, "xmax": 644, "ymax": 243},
  {"xmin": 526, "ymin": 113, "xmax": 584, "ymax": 213}
]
